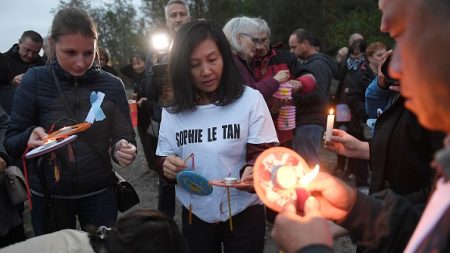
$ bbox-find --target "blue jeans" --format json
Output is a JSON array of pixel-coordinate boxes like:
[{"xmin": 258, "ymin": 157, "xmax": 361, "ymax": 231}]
[
  {"xmin": 293, "ymin": 124, "xmax": 324, "ymax": 167},
  {"xmin": 31, "ymin": 188, "xmax": 117, "ymax": 235}
]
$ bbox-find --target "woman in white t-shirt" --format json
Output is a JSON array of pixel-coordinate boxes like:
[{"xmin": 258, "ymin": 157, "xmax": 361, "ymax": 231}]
[{"xmin": 156, "ymin": 20, "xmax": 278, "ymax": 253}]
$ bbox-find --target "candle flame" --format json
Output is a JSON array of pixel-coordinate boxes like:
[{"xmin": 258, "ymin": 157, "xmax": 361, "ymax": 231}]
[
  {"xmin": 329, "ymin": 108, "xmax": 334, "ymax": 115},
  {"xmin": 300, "ymin": 165, "xmax": 320, "ymax": 186},
  {"xmin": 276, "ymin": 164, "xmax": 320, "ymax": 189},
  {"xmin": 276, "ymin": 166, "xmax": 297, "ymax": 189}
]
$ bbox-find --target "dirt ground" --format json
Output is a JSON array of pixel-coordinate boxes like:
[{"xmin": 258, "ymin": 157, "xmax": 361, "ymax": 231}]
[{"xmin": 23, "ymin": 129, "xmax": 356, "ymax": 253}]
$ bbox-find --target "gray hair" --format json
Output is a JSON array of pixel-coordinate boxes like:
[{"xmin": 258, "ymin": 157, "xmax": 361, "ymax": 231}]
[
  {"xmin": 164, "ymin": 0, "xmax": 190, "ymax": 20},
  {"xmin": 253, "ymin": 17, "xmax": 271, "ymax": 38},
  {"xmin": 222, "ymin": 16, "xmax": 259, "ymax": 55}
]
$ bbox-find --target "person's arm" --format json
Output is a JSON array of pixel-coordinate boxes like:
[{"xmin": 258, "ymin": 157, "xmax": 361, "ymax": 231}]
[
  {"xmin": 272, "ymin": 197, "xmax": 334, "ymax": 253},
  {"xmin": 287, "ymin": 51, "xmax": 317, "ymax": 95},
  {"xmin": 109, "ymin": 78, "xmax": 137, "ymax": 167},
  {"xmin": 324, "ymin": 129, "xmax": 370, "ymax": 160},
  {"xmin": 0, "ymin": 106, "xmax": 10, "ymax": 170},
  {"xmin": 340, "ymin": 190, "xmax": 421, "ymax": 252},
  {"xmin": 4, "ymin": 69, "xmax": 41, "ymax": 158},
  {"xmin": 234, "ymin": 54, "xmax": 280, "ymax": 99},
  {"xmin": 295, "ymin": 58, "xmax": 336, "ymax": 108},
  {"xmin": 247, "ymin": 75, "xmax": 281, "ymax": 99},
  {"xmin": 292, "ymin": 74, "xmax": 316, "ymax": 95},
  {"xmin": 305, "ymin": 172, "xmax": 422, "ymax": 252},
  {"xmin": 365, "ymin": 77, "xmax": 393, "ymax": 118},
  {"xmin": 239, "ymin": 143, "xmax": 277, "ymax": 193}
]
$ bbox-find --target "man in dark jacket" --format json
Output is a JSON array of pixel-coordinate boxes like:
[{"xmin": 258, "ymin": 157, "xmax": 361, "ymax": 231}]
[
  {"xmin": 288, "ymin": 28, "xmax": 337, "ymax": 167},
  {"xmin": 140, "ymin": 0, "xmax": 191, "ymax": 218},
  {"xmin": 272, "ymin": 0, "xmax": 450, "ymax": 252},
  {"xmin": 0, "ymin": 30, "xmax": 44, "ymax": 114}
]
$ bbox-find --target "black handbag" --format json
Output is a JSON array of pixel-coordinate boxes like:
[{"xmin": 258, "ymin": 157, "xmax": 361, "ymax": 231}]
[
  {"xmin": 114, "ymin": 171, "xmax": 140, "ymax": 212},
  {"xmin": 50, "ymin": 66, "xmax": 140, "ymax": 213},
  {"xmin": 4, "ymin": 166, "xmax": 28, "ymax": 205}
]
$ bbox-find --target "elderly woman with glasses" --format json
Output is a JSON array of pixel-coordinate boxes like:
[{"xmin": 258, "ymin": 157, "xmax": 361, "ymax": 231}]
[{"xmin": 223, "ymin": 16, "xmax": 292, "ymax": 99}]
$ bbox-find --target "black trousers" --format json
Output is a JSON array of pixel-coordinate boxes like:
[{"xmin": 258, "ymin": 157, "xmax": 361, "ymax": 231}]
[{"xmin": 182, "ymin": 204, "xmax": 266, "ymax": 253}]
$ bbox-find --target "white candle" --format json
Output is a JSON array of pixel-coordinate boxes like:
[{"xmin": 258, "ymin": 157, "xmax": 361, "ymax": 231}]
[{"xmin": 325, "ymin": 109, "xmax": 335, "ymax": 142}]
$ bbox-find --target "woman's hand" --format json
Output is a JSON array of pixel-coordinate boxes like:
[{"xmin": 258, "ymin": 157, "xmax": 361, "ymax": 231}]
[
  {"xmin": 288, "ymin": 80, "xmax": 302, "ymax": 93},
  {"xmin": 137, "ymin": 97, "xmax": 148, "ymax": 107},
  {"xmin": 28, "ymin": 127, "xmax": 48, "ymax": 148},
  {"xmin": 305, "ymin": 172, "xmax": 357, "ymax": 222},
  {"xmin": 162, "ymin": 155, "xmax": 186, "ymax": 180},
  {"xmin": 114, "ymin": 139, "xmax": 137, "ymax": 167},
  {"xmin": 273, "ymin": 70, "xmax": 290, "ymax": 84},
  {"xmin": 12, "ymin": 74, "xmax": 24, "ymax": 86},
  {"xmin": 239, "ymin": 165, "xmax": 255, "ymax": 193},
  {"xmin": 272, "ymin": 197, "xmax": 333, "ymax": 253}
]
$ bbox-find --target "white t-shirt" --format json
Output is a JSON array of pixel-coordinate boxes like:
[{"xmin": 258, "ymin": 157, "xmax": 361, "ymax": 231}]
[{"xmin": 157, "ymin": 86, "xmax": 278, "ymax": 223}]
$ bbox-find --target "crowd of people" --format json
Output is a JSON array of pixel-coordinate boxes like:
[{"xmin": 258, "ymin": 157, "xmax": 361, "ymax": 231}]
[{"xmin": 0, "ymin": 0, "xmax": 449, "ymax": 252}]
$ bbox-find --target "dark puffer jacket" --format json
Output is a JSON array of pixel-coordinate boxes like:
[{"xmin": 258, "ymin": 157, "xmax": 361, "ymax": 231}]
[{"xmin": 5, "ymin": 61, "xmax": 136, "ymax": 196}]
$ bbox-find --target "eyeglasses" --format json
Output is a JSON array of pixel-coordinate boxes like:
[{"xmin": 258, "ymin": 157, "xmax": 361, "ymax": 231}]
[{"xmin": 240, "ymin": 33, "xmax": 263, "ymax": 45}]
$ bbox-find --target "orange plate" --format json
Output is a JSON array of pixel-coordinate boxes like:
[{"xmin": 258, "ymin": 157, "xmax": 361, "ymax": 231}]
[
  {"xmin": 253, "ymin": 147, "xmax": 309, "ymax": 213},
  {"xmin": 46, "ymin": 122, "xmax": 92, "ymax": 140},
  {"xmin": 209, "ymin": 179, "xmax": 250, "ymax": 188}
]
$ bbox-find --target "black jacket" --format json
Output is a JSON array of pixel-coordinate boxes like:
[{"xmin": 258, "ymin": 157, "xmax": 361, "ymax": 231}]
[
  {"xmin": 5, "ymin": 61, "xmax": 136, "ymax": 196},
  {"xmin": 370, "ymin": 96, "xmax": 445, "ymax": 200},
  {"xmin": 0, "ymin": 44, "xmax": 44, "ymax": 87},
  {"xmin": 0, "ymin": 44, "xmax": 45, "ymax": 114},
  {"xmin": 295, "ymin": 53, "xmax": 337, "ymax": 126}
]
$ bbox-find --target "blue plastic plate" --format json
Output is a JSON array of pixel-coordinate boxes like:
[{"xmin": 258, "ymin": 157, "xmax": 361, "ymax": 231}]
[{"xmin": 176, "ymin": 171, "xmax": 213, "ymax": 196}]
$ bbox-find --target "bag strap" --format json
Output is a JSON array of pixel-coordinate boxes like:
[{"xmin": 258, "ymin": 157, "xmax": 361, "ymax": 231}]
[
  {"xmin": 50, "ymin": 67, "xmax": 76, "ymax": 119},
  {"xmin": 49, "ymin": 67, "xmax": 110, "ymax": 171},
  {"xmin": 36, "ymin": 156, "xmax": 54, "ymax": 207}
]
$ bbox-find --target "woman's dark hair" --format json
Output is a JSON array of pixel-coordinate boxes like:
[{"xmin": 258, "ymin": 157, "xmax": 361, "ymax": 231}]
[
  {"xmin": 130, "ymin": 52, "xmax": 147, "ymax": 64},
  {"xmin": 89, "ymin": 209, "xmax": 188, "ymax": 253},
  {"xmin": 168, "ymin": 20, "xmax": 244, "ymax": 113}
]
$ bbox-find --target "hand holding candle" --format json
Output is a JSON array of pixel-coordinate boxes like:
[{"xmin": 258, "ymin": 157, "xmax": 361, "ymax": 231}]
[
  {"xmin": 254, "ymin": 147, "xmax": 320, "ymax": 214},
  {"xmin": 325, "ymin": 109, "xmax": 335, "ymax": 142}
]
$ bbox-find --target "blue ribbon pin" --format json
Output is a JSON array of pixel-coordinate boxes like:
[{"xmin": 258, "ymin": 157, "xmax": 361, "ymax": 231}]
[{"xmin": 85, "ymin": 91, "xmax": 106, "ymax": 123}]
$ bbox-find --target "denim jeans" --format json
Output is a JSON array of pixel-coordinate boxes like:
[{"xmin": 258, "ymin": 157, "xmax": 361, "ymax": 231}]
[
  {"xmin": 31, "ymin": 188, "xmax": 117, "ymax": 236},
  {"xmin": 293, "ymin": 124, "xmax": 324, "ymax": 166}
]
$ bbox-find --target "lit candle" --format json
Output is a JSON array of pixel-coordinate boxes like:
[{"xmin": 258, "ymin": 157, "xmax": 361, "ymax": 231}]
[
  {"xmin": 275, "ymin": 164, "xmax": 320, "ymax": 213},
  {"xmin": 325, "ymin": 109, "xmax": 335, "ymax": 142}
]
